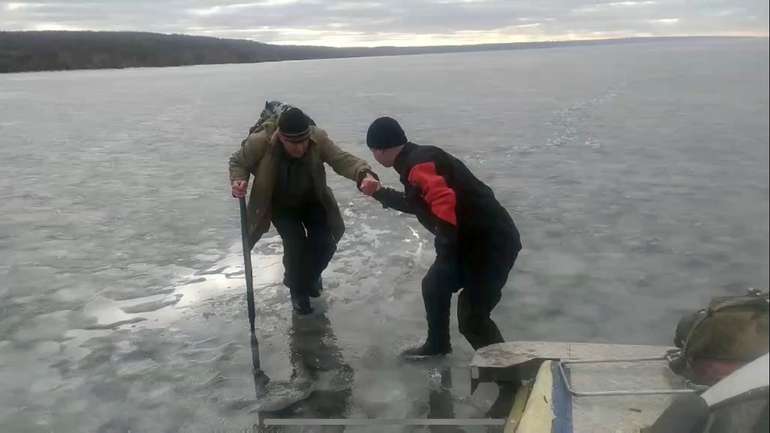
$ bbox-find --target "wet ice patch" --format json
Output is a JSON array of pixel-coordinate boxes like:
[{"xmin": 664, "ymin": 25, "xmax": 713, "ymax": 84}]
[
  {"xmin": 11, "ymin": 309, "xmax": 87, "ymax": 344},
  {"xmin": 82, "ymin": 317, "xmax": 148, "ymax": 330},
  {"xmin": 120, "ymin": 294, "xmax": 183, "ymax": 314},
  {"xmin": 101, "ymin": 287, "xmax": 176, "ymax": 301},
  {"xmin": 253, "ymin": 379, "xmax": 315, "ymax": 412}
]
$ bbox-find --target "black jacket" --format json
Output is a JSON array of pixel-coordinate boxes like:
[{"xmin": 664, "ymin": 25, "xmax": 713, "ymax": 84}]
[{"xmin": 372, "ymin": 142, "xmax": 521, "ymax": 262}]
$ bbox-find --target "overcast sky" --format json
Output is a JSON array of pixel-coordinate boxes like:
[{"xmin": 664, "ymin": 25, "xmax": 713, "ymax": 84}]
[{"xmin": 1, "ymin": 0, "xmax": 768, "ymax": 47}]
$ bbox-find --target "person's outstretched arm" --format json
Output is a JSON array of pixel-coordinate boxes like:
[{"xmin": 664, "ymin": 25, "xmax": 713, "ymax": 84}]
[
  {"xmin": 317, "ymin": 129, "xmax": 378, "ymax": 188},
  {"xmin": 371, "ymin": 187, "xmax": 414, "ymax": 214}
]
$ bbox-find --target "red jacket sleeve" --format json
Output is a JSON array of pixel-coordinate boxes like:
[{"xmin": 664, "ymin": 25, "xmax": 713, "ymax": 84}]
[{"xmin": 407, "ymin": 162, "xmax": 458, "ymax": 226}]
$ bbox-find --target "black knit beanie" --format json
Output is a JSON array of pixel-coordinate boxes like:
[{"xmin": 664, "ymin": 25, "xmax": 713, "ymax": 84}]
[
  {"xmin": 278, "ymin": 107, "xmax": 311, "ymax": 141},
  {"xmin": 366, "ymin": 116, "xmax": 407, "ymax": 149}
]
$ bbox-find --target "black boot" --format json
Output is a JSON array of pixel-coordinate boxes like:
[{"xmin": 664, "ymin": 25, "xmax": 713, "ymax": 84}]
[
  {"xmin": 400, "ymin": 339, "xmax": 452, "ymax": 360},
  {"xmin": 289, "ymin": 288, "xmax": 313, "ymax": 315},
  {"xmin": 308, "ymin": 277, "xmax": 323, "ymax": 298},
  {"xmin": 403, "ymin": 297, "xmax": 451, "ymax": 360}
]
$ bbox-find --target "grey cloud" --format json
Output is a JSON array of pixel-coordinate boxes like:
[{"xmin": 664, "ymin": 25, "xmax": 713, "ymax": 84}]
[{"xmin": 1, "ymin": 0, "xmax": 767, "ymax": 45}]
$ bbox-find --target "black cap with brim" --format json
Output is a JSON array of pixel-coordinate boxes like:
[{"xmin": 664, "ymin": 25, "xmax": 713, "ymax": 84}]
[{"xmin": 278, "ymin": 107, "xmax": 311, "ymax": 142}]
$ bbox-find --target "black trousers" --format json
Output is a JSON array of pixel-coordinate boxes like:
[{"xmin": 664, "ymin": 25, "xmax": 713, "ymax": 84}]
[
  {"xmin": 271, "ymin": 203, "xmax": 337, "ymax": 298},
  {"xmin": 422, "ymin": 229, "xmax": 519, "ymax": 350}
]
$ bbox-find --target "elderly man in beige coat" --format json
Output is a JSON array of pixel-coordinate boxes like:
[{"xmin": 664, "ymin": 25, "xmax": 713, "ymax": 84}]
[{"xmin": 230, "ymin": 106, "xmax": 380, "ymax": 314}]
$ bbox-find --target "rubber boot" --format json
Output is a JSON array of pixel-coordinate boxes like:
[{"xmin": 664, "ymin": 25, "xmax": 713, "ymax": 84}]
[
  {"xmin": 308, "ymin": 277, "xmax": 323, "ymax": 298},
  {"xmin": 289, "ymin": 288, "xmax": 313, "ymax": 315},
  {"xmin": 400, "ymin": 340, "xmax": 452, "ymax": 360}
]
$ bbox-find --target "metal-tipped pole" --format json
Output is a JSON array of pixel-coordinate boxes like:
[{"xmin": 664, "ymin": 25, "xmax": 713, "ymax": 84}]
[{"xmin": 239, "ymin": 197, "xmax": 256, "ymax": 334}]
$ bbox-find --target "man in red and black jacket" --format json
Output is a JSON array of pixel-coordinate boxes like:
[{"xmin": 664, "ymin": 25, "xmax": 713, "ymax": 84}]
[{"xmin": 360, "ymin": 117, "xmax": 522, "ymax": 359}]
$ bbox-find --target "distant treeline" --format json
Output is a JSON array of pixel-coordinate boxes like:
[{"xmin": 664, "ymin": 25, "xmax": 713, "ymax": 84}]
[{"xmin": 0, "ymin": 31, "xmax": 747, "ymax": 73}]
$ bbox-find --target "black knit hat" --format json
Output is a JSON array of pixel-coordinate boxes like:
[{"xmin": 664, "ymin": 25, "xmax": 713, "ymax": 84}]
[
  {"xmin": 366, "ymin": 116, "xmax": 407, "ymax": 149},
  {"xmin": 278, "ymin": 107, "xmax": 311, "ymax": 141}
]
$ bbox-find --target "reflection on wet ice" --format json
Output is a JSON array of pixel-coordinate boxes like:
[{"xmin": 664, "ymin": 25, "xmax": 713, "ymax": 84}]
[{"xmin": 251, "ymin": 310, "xmax": 352, "ymax": 432}]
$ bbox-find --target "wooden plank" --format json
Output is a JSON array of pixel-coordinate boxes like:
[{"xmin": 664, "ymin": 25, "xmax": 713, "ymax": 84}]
[
  {"xmin": 515, "ymin": 361, "xmax": 555, "ymax": 433},
  {"xmin": 504, "ymin": 382, "xmax": 533, "ymax": 433},
  {"xmin": 472, "ymin": 341, "xmax": 674, "ymax": 370}
]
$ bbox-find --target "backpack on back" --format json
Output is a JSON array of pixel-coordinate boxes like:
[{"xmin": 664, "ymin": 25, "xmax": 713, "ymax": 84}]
[{"xmin": 242, "ymin": 100, "xmax": 316, "ymax": 145}]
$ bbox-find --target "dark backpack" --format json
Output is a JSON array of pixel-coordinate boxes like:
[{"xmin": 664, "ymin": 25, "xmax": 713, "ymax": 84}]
[
  {"xmin": 242, "ymin": 100, "xmax": 316, "ymax": 145},
  {"xmin": 670, "ymin": 288, "xmax": 769, "ymax": 385}
]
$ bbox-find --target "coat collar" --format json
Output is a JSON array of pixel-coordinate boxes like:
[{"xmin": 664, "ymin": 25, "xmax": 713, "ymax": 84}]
[{"xmin": 393, "ymin": 142, "xmax": 416, "ymax": 176}]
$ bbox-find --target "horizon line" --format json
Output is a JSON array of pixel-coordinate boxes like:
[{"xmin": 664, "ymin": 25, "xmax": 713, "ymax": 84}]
[{"xmin": 2, "ymin": 29, "xmax": 768, "ymax": 49}]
